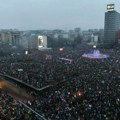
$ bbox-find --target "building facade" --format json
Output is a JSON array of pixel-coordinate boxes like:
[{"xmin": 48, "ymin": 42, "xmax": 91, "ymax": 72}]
[
  {"xmin": 117, "ymin": 30, "xmax": 120, "ymax": 44},
  {"xmin": 104, "ymin": 5, "xmax": 120, "ymax": 47},
  {"xmin": 0, "ymin": 30, "xmax": 21, "ymax": 47}
]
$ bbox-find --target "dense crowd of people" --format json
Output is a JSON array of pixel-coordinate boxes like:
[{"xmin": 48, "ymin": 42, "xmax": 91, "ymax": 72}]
[
  {"xmin": 0, "ymin": 50, "xmax": 75, "ymax": 88},
  {"xmin": 0, "ymin": 47, "xmax": 120, "ymax": 120},
  {"xmin": 0, "ymin": 90, "xmax": 39, "ymax": 120}
]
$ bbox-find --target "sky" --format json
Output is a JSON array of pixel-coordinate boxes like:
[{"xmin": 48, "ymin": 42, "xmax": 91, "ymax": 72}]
[{"xmin": 0, "ymin": 0, "xmax": 119, "ymax": 30}]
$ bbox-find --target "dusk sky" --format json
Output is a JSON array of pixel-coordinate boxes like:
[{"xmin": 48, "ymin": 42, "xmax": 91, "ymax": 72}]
[{"xmin": 0, "ymin": 0, "xmax": 119, "ymax": 30}]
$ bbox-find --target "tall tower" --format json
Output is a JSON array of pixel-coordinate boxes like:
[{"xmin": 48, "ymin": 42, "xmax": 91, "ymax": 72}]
[{"xmin": 104, "ymin": 4, "xmax": 120, "ymax": 48}]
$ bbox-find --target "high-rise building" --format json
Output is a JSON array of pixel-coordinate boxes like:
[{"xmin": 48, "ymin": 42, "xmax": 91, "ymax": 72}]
[
  {"xmin": 104, "ymin": 4, "xmax": 120, "ymax": 47},
  {"xmin": 117, "ymin": 30, "xmax": 120, "ymax": 44}
]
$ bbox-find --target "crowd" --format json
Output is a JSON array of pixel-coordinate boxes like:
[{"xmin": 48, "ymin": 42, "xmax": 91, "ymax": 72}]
[
  {"xmin": 0, "ymin": 48, "xmax": 120, "ymax": 120},
  {"xmin": 0, "ymin": 50, "xmax": 75, "ymax": 88},
  {"xmin": 0, "ymin": 90, "xmax": 39, "ymax": 120}
]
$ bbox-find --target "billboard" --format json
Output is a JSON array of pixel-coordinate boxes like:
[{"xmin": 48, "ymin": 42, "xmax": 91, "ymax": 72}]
[
  {"xmin": 38, "ymin": 36, "xmax": 44, "ymax": 48},
  {"xmin": 38, "ymin": 35, "xmax": 47, "ymax": 49},
  {"xmin": 107, "ymin": 4, "xmax": 115, "ymax": 11}
]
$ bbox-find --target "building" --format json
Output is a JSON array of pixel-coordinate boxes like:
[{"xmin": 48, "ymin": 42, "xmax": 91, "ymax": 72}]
[
  {"xmin": 10, "ymin": 31, "xmax": 21, "ymax": 46},
  {"xmin": 0, "ymin": 30, "xmax": 21, "ymax": 47},
  {"xmin": 82, "ymin": 31, "xmax": 92, "ymax": 43},
  {"xmin": 117, "ymin": 30, "xmax": 120, "ymax": 44},
  {"xmin": 20, "ymin": 33, "xmax": 29, "ymax": 49},
  {"xmin": 98, "ymin": 29, "xmax": 104, "ymax": 44},
  {"xmin": 104, "ymin": 4, "xmax": 120, "ymax": 47},
  {"xmin": 28, "ymin": 34, "xmax": 38, "ymax": 49},
  {"xmin": 0, "ymin": 32, "xmax": 12, "ymax": 44}
]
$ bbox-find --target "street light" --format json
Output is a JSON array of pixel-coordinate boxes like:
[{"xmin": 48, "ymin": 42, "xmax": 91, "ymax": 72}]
[{"xmin": 93, "ymin": 45, "xmax": 96, "ymax": 48}]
